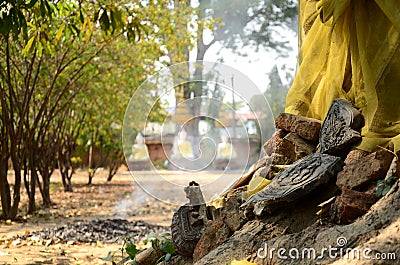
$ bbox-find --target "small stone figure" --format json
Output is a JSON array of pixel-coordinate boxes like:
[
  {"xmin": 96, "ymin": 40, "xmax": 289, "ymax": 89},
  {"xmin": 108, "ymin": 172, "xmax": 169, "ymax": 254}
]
[
  {"xmin": 214, "ymin": 135, "xmax": 237, "ymax": 170},
  {"xmin": 171, "ymin": 181, "xmax": 207, "ymax": 256},
  {"xmin": 172, "ymin": 129, "xmax": 194, "ymax": 159},
  {"xmin": 128, "ymin": 133, "xmax": 149, "ymax": 162}
]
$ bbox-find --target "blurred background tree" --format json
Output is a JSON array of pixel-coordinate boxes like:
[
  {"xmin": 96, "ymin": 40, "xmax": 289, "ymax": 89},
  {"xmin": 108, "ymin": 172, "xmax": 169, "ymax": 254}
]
[{"xmin": 0, "ymin": 0, "xmax": 297, "ymax": 220}]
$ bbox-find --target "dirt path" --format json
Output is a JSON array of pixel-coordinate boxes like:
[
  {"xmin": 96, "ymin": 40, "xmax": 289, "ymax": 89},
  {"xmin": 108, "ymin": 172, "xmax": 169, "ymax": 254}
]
[{"xmin": 0, "ymin": 169, "xmax": 237, "ymax": 264}]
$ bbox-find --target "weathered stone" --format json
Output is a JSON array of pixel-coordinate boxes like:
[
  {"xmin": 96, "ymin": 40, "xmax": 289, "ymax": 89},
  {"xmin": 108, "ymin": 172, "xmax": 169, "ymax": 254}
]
[
  {"xmin": 194, "ymin": 220, "xmax": 274, "ymax": 265},
  {"xmin": 242, "ymin": 153, "xmax": 344, "ymax": 215},
  {"xmin": 319, "ymin": 98, "xmax": 364, "ymax": 156},
  {"xmin": 336, "ymin": 149, "xmax": 394, "ymax": 191},
  {"xmin": 344, "ymin": 148, "xmax": 371, "ymax": 164},
  {"xmin": 220, "ymin": 189, "xmax": 247, "ymax": 231},
  {"xmin": 192, "ymin": 218, "xmax": 232, "ymax": 262},
  {"xmin": 263, "ymin": 130, "xmax": 287, "ymax": 156},
  {"xmin": 253, "ymin": 165, "xmax": 275, "ymax": 180},
  {"xmin": 275, "ymin": 132, "xmax": 316, "ymax": 162},
  {"xmin": 330, "ymin": 188, "xmax": 377, "ymax": 224},
  {"xmin": 263, "ymin": 133, "xmax": 316, "ymax": 168},
  {"xmin": 195, "ymin": 179, "xmax": 400, "ymax": 265},
  {"xmin": 159, "ymin": 255, "xmax": 193, "ymax": 265},
  {"xmin": 270, "ymin": 153, "xmax": 291, "ymax": 165},
  {"xmin": 171, "ymin": 182, "xmax": 207, "ymax": 257},
  {"xmin": 274, "ymin": 113, "xmax": 321, "ymax": 143},
  {"xmin": 135, "ymin": 246, "xmax": 163, "ymax": 265}
]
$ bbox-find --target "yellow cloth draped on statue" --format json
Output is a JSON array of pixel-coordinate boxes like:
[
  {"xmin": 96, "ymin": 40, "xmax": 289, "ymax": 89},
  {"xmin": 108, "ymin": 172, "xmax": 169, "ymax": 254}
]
[
  {"xmin": 285, "ymin": 0, "xmax": 400, "ymax": 152},
  {"xmin": 177, "ymin": 140, "xmax": 194, "ymax": 159},
  {"xmin": 132, "ymin": 144, "xmax": 148, "ymax": 160},
  {"xmin": 217, "ymin": 143, "xmax": 237, "ymax": 159}
]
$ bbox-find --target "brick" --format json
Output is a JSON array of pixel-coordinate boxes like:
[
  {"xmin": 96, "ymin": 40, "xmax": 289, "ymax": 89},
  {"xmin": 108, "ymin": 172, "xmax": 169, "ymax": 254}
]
[{"xmin": 274, "ymin": 113, "xmax": 321, "ymax": 143}]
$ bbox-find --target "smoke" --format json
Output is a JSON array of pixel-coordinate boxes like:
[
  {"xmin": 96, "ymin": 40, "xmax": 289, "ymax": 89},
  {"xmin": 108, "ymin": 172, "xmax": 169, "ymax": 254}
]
[{"xmin": 113, "ymin": 183, "xmax": 150, "ymax": 218}]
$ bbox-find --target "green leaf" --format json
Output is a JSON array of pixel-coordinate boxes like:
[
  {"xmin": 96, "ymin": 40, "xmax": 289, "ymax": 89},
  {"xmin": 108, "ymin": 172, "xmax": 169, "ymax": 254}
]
[
  {"xmin": 376, "ymin": 183, "xmax": 384, "ymax": 198},
  {"xmin": 386, "ymin": 176, "xmax": 396, "ymax": 186},
  {"xmin": 44, "ymin": 0, "xmax": 52, "ymax": 20},
  {"xmin": 22, "ymin": 35, "xmax": 36, "ymax": 56},
  {"xmin": 114, "ymin": 10, "xmax": 124, "ymax": 28},
  {"xmin": 99, "ymin": 10, "xmax": 110, "ymax": 32},
  {"xmin": 40, "ymin": 0, "xmax": 46, "ymax": 17},
  {"xmin": 79, "ymin": 10, "xmax": 84, "ymax": 23},
  {"xmin": 17, "ymin": 9, "xmax": 27, "ymax": 40},
  {"xmin": 93, "ymin": 9, "xmax": 100, "ymax": 22},
  {"xmin": 160, "ymin": 240, "xmax": 175, "ymax": 254},
  {"xmin": 55, "ymin": 24, "xmax": 65, "ymax": 41},
  {"xmin": 71, "ymin": 24, "xmax": 80, "ymax": 35},
  {"xmin": 11, "ymin": 8, "xmax": 20, "ymax": 36},
  {"xmin": 146, "ymin": 232, "xmax": 157, "ymax": 239},
  {"xmin": 382, "ymin": 185, "xmax": 392, "ymax": 196},
  {"xmin": 0, "ymin": 13, "xmax": 12, "ymax": 35},
  {"xmin": 110, "ymin": 10, "xmax": 116, "ymax": 32},
  {"xmin": 28, "ymin": 0, "xmax": 39, "ymax": 8},
  {"xmin": 151, "ymin": 238, "xmax": 160, "ymax": 250},
  {"xmin": 125, "ymin": 241, "xmax": 138, "ymax": 259}
]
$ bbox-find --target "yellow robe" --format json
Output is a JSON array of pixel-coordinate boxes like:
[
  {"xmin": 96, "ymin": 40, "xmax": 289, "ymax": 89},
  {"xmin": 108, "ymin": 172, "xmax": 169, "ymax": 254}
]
[{"xmin": 285, "ymin": 0, "xmax": 400, "ymax": 152}]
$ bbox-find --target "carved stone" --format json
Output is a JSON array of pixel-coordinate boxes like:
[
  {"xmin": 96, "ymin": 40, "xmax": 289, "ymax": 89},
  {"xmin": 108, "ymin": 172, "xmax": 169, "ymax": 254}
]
[
  {"xmin": 242, "ymin": 153, "xmax": 344, "ymax": 215},
  {"xmin": 319, "ymin": 98, "xmax": 364, "ymax": 155},
  {"xmin": 171, "ymin": 181, "xmax": 207, "ymax": 256}
]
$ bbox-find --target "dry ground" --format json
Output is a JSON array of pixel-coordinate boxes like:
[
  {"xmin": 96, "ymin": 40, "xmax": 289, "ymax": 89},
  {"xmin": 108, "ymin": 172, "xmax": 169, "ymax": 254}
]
[{"xmin": 0, "ymin": 168, "xmax": 238, "ymax": 265}]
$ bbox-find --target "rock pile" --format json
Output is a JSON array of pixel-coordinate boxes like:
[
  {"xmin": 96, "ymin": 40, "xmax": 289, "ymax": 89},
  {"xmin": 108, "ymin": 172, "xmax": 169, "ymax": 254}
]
[
  {"xmin": 168, "ymin": 98, "xmax": 400, "ymax": 265},
  {"xmin": 20, "ymin": 219, "xmax": 168, "ymax": 244}
]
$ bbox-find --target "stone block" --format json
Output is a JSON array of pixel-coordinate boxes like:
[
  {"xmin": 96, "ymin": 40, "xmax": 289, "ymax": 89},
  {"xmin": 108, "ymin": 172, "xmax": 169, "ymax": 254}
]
[
  {"xmin": 275, "ymin": 132, "xmax": 316, "ymax": 163},
  {"xmin": 344, "ymin": 149, "xmax": 371, "ymax": 164},
  {"xmin": 274, "ymin": 113, "xmax": 321, "ymax": 143},
  {"xmin": 330, "ymin": 188, "xmax": 377, "ymax": 224},
  {"xmin": 221, "ymin": 190, "xmax": 247, "ymax": 231},
  {"xmin": 263, "ymin": 129, "xmax": 287, "ymax": 156},
  {"xmin": 193, "ymin": 218, "xmax": 232, "ymax": 262},
  {"xmin": 337, "ymin": 149, "xmax": 394, "ymax": 191}
]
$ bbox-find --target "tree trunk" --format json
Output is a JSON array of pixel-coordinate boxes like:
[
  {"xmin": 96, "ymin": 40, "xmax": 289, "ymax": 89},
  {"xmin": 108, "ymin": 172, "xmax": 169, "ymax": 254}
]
[
  {"xmin": 59, "ymin": 161, "xmax": 73, "ymax": 192},
  {"xmin": 42, "ymin": 172, "xmax": 51, "ymax": 208},
  {"xmin": 107, "ymin": 161, "xmax": 120, "ymax": 182},
  {"xmin": 0, "ymin": 159, "xmax": 11, "ymax": 220},
  {"xmin": 10, "ymin": 158, "xmax": 21, "ymax": 219},
  {"xmin": 28, "ymin": 169, "xmax": 36, "ymax": 214},
  {"xmin": 66, "ymin": 174, "xmax": 73, "ymax": 192},
  {"xmin": 87, "ymin": 171, "xmax": 94, "ymax": 185}
]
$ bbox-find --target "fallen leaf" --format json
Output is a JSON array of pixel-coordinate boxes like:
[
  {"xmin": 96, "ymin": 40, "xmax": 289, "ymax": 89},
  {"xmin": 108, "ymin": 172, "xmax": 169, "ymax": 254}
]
[
  {"xmin": 11, "ymin": 239, "xmax": 21, "ymax": 246},
  {"xmin": 45, "ymin": 239, "xmax": 52, "ymax": 246}
]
